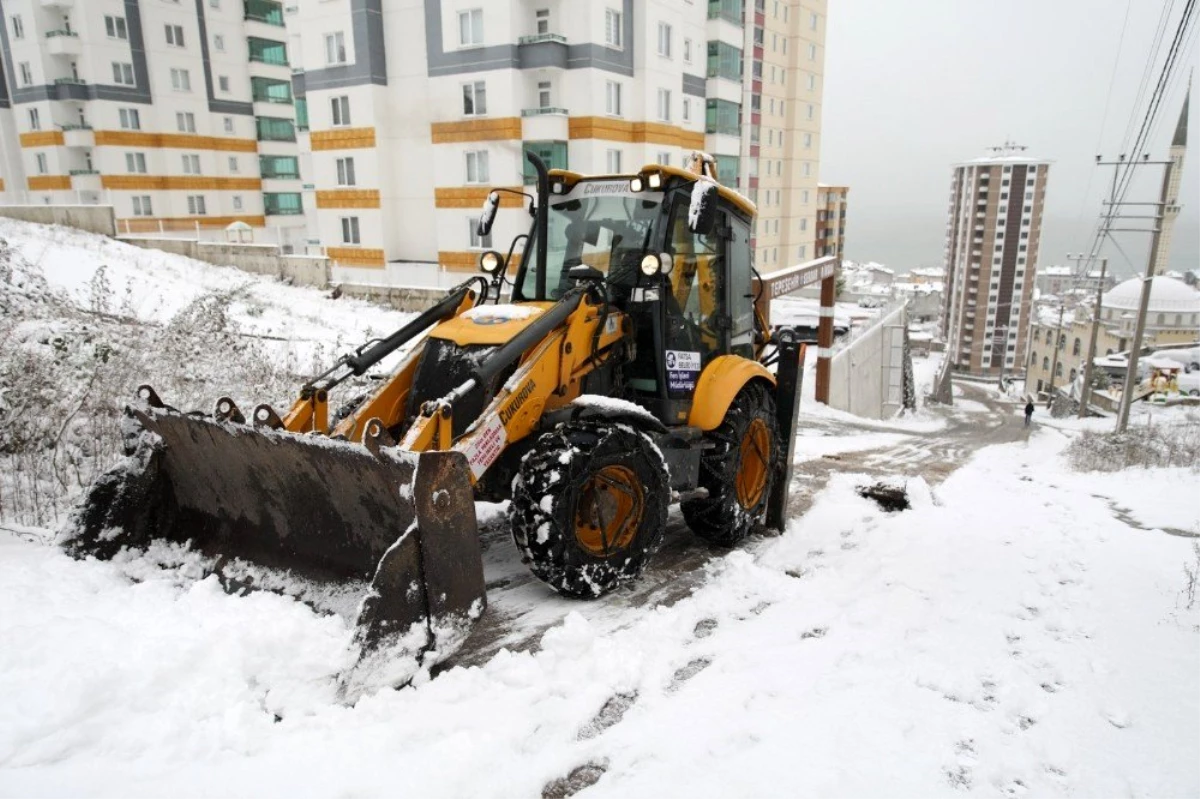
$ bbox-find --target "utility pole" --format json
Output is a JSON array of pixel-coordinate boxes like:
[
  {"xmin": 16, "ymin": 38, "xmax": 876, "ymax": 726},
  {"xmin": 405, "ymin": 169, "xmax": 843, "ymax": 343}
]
[
  {"xmin": 1066, "ymin": 253, "xmax": 1109, "ymax": 418},
  {"xmin": 1045, "ymin": 303, "xmax": 1065, "ymax": 408},
  {"xmin": 1090, "ymin": 154, "xmax": 1174, "ymax": 432}
]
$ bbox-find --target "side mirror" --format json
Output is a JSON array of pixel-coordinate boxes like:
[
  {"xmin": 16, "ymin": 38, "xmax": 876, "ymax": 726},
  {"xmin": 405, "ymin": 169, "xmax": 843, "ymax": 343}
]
[
  {"xmin": 477, "ymin": 191, "xmax": 500, "ymax": 237},
  {"xmin": 688, "ymin": 181, "xmax": 718, "ymax": 235}
]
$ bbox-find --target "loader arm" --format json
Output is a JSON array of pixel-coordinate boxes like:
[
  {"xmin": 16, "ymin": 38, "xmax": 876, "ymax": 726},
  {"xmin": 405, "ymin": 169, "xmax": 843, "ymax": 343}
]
[{"xmin": 398, "ymin": 287, "xmax": 628, "ymax": 483}]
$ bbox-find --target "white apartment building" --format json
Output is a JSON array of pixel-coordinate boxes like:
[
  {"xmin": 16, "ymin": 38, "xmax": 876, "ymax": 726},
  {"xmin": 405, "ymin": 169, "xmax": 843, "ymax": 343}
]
[
  {"xmin": 0, "ymin": 0, "xmax": 306, "ymax": 247},
  {"xmin": 288, "ymin": 0, "xmax": 827, "ymax": 284},
  {"xmin": 941, "ymin": 143, "xmax": 1051, "ymax": 377}
]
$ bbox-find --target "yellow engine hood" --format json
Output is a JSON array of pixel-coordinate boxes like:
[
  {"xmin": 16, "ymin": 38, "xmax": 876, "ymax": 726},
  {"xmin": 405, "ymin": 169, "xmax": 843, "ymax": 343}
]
[{"xmin": 430, "ymin": 301, "xmax": 557, "ymax": 347}]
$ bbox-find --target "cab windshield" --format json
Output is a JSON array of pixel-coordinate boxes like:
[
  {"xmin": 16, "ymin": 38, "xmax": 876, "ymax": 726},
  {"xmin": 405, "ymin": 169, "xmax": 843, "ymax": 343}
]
[{"xmin": 516, "ymin": 181, "xmax": 664, "ymax": 300}]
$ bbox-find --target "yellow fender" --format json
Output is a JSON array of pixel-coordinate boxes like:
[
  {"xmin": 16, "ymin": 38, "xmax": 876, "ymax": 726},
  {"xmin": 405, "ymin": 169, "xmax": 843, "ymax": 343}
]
[{"xmin": 688, "ymin": 355, "xmax": 777, "ymax": 431}]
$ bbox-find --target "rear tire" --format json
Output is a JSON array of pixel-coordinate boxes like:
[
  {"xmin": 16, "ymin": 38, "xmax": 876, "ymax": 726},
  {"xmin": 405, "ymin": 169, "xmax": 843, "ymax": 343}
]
[
  {"xmin": 510, "ymin": 421, "xmax": 668, "ymax": 599},
  {"xmin": 682, "ymin": 381, "xmax": 780, "ymax": 546}
]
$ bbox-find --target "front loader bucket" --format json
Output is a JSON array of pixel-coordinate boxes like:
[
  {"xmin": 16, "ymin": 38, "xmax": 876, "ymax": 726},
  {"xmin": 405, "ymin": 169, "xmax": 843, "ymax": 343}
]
[{"xmin": 60, "ymin": 397, "xmax": 485, "ymax": 698}]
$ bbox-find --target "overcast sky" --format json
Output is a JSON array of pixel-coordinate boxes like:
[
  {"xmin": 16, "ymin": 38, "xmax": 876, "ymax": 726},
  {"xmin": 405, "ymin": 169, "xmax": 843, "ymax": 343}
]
[{"xmin": 821, "ymin": 0, "xmax": 1199, "ymax": 278}]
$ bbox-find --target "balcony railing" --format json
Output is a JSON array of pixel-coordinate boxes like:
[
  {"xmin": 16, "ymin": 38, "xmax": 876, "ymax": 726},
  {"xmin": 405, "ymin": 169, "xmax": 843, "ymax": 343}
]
[
  {"xmin": 60, "ymin": 123, "xmax": 92, "ymax": 130},
  {"xmin": 45, "ymin": 29, "xmax": 79, "ymax": 38},
  {"xmin": 518, "ymin": 33, "xmax": 566, "ymax": 44},
  {"xmin": 69, "ymin": 169, "xmax": 99, "ymax": 175},
  {"xmin": 521, "ymin": 106, "xmax": 568, "ymax": 116},
  {"xmin": 53, "ymin": 77, "xmax": 86, "ymax": 85}
]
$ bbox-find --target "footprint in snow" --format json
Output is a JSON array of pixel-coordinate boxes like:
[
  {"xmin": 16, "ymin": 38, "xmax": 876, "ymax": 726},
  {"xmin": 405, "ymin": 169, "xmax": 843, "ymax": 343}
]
[
  {"xmin": 800, "ymin": 626, "xmax": 828, "ymax": 640},
  {"xmin": 542, "ymin": 762, "xmax": 608, "ymax": 799},
  {"xmin": 667, "ymin": 658, "xmax": 711, "ymax": 692},
  {"xmin": 578, "ymin": 693, "xmax": 637, "ymax": 740},
  {"xmin": 1000, "ymin": 777, "xmax": 1029, "ymax": 797},
  {"xmin": 693, "ymin": 618, "xmax": 718, "ymax": 639},
  {"xmin": 1104, "ymin": 708, "xmax": 1131, "ymax": 729}
]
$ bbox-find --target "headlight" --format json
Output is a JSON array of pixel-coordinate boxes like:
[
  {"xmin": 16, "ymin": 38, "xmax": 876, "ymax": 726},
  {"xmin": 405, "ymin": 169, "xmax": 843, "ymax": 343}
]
[
  {"xmin": 551, "ymin": 181, "xmax": 565, "ymax": 194},
  {"xmin": 647, "ymin": 172, "xmax": 663, "ymax": 189},
  {"xmin": 479, "ymin": 250, "xmax": 503, "ymax": 274},
  {"xmin": 630, "ymin": 177, "xmax": 644, "ymax": 192},
  {"xmin": 640, "ymin": 253, "xmax": 662, "ymax": 277}
]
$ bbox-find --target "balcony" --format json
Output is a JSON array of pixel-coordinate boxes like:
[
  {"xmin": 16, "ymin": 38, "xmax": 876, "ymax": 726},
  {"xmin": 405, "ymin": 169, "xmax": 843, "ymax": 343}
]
[
  {"xmin": 45, "ymin": 30, "xmax": 81, "ymax": 56},
  {"xmin": 38, "ymin": 0, "xmax": 74, "ymax": 8},
  {"xmin": 51, "ymin": 77, "xmax": 88, "ymax": 101},
  {"xmin": 244, "ymin": 0, "xmax": 284, "ymax": 25},
  {"xmin": 70, "ymin": 170, "xmax": 101, "ymax": 192},
  {"xmin": 516, "ymin": 31, "xmax": 567, "ymax": 69},
  {"xmin": 521, "ymin": 106, "xmax": 567, "ymax": 117},
  {"xmin": 62, "ymin": 125, "xmax": 94, "ymax": 148}
]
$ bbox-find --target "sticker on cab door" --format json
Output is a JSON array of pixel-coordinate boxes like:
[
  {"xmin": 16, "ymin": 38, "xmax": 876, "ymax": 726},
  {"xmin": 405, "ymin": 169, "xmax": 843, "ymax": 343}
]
[{"xmin": 665, "ymin": 350, "xmax": 702, "ymax": 392}]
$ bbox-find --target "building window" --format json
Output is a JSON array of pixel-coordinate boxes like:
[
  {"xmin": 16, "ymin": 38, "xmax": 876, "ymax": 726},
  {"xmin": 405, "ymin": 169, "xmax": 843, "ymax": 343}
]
[
  {"xmin": 119, "ymin": 108, "xmax": 141, "ymax": 130},
  {"xmin": 458, "ymin": 9, "xmax": 483, "ymax": 46},
  {"xmin": 331, "ymin": 95, "xmax": 351, "ymax": 126},
  {"xmin": 605, "ymin": 81, "xmax": 622, "ymax": 116},
  {"xmin": 260, "ymin": 154, "xmax": 300, "ymax": 179},
  {"xmin": 683, "ymin": 37, "xmax": 692, "ymax": 64},
  {"xmin": 657, "ymin": 22, "xmax": 671, "ymax": 58},
  {"xmin": 229, "ymin": 156, "xmax": 239, "ymax": 172},
  {"xmin": 468, "ymin": 218, "xmax": 492, "ymax": 249},
  {"xmin": 808, "ymin": 43, "xmax": 817, "ymax": 60},
  {"xmin": 165, "ymin": 24, "xmax": 185, "ymax": 47},
  {"xmin": 132, "ymin": 196, "xmax": 153, "ymax": 216},
  {"xmin": 811, "ymin": 11, "xmax": 819, "ymax": 30},
  {"xmin": 224, "ymin": 117, "xmax": 234, "ymax": 133},
  {"xmin": 218, "ymin": 75, "xmax": 230, "ymax": 92},
  {"xmin": 682, "ymin": 98, "xmax": 691, "ymax": 122},
  {"xmin": 605, "ymin": 8, "xmax": 622, "ymax": 48},
  {"xmin": 125, "ymin": 152, "xmax": 147, "ymax": 173},
  {"xmin": 187, "ymin": 195, "xmax": 207, "ymax": 215},
  {"xmin": 182, "ymin": 154, "xmax": 201, "ymax": 175},
  {"xmin": 214, "ymin": 34, "xmax": 225, "ymax": 51},
  {"xmin": 325, "ymin": 31, "xmax": 346, "ymax": 64},
  {"xmin": 535, "ymin": 8, "xmax": 549, "ymax": 34},
  {"xmin": 233, "ymin": 196, "xmax": 243, "ymax": 211},
  {"xmin": 11, "ymin": 14, "xmax": 23, "ymax": 39},
  {"xmin": 28, "ymin": 109, "xmax": 40, "ymax": 131},
  {"xmin": 35, "ymin": 153, "xmax": 48, "ymax": 174},
  {"xmin": 336, "ymin": 157, "xmax": 356, "ymax": 186},
  {"xmin": 463, "ymin": 81, "xmax": 487, "ymax": 116},
  {"xmin": 465, "ymin": 150, "xmax": 489, "ymax": 184},
  {"xmin": 606, "ymin": 149, "xmax": 621, "ymax": 173},
  {"xmin": 176, "ymin": 112, "xmax": 196, "ymax": 133},
  {"xmin": 18, "ymin": 62, "xmax": 32, "ymax": 86},
  {"xmin": 538, "ymin": 81, "xmax": 551, "ymax": 109},
  {"xmin": 170, "ymin": 68, "xmax": 191, "ymax": 91},
  {"xmin": 522, "ymin": 140, "xmax": 567, "ymax": 183},
  {"xmin": 799, "ymin": 218, "xmax": 808, "ymax": 232},
  {"xmin": 806, "ymin": 104, "xmax": 814, "ymax": 120},
  {"xmin": 341, "ymin": 216, "xmax": 361, "ymax": 244},
  {"xmin": 704, "ymin": 98, "xmax": 739, "ymax": 136},
  {"xmin": 657, "ymin": 88, "xmax": 671, "ymax": 122},
  {"xmin": 803, "ymin": 132, "xmax": 812, "ymax": 149},
  {"xmin": 657, "ymin": 151, "xmax": 670, "ymax": 166},
  {"xmin": 264, "ymin": 192, "xmax": 303, "ymax": 215},
  {"xmin": 104, "ymin": 15, "xmax": 127, "ymax": 39}
]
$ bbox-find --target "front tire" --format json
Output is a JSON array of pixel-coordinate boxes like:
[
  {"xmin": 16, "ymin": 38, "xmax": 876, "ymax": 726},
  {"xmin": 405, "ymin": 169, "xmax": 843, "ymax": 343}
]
[
  {"xmin": 682, "ymin": 382, "xmax": 780, "ymax": 546},
  {"xmin": 510, "ymin": 421, "xmax": 669, "ymax": 599}
]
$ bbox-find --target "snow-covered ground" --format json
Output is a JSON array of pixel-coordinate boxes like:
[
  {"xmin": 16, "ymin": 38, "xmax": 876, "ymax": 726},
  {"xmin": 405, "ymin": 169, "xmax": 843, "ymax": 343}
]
[
  {"xmin": 2, "ymin": 424, "xmax": 1196, "ymax": 797},
  {"xmin": 1, "ymin": 220, "xmax": 1197, "ymax": 797}
]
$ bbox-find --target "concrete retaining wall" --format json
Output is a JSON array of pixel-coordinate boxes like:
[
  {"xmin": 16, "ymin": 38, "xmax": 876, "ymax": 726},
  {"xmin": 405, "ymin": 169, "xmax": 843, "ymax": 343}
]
[
  {"xmin": 119, "ymin": 237, "xmax": 330, "ymax": 288},
  {"xmin": 828, "ymin": 303, "xmax": 909, "ymax": 420},
  {"xmin": 337, "ymin": 282, "xmax": 453, "ymax": 312},
  {"xmin": 0, "ymin": 205, "xmax": 117, "ymax": 237}
]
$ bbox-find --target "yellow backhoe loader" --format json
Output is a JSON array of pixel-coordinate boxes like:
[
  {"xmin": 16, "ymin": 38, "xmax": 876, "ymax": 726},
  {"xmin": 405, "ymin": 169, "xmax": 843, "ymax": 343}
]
[{"xmin": 62, "ymin": 152, "xmax": 806, "ymax": 693}]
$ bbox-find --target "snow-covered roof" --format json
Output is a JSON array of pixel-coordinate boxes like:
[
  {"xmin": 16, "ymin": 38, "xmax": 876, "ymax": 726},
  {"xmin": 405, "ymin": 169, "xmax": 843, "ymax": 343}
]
[{"xmin": 1103, "ymin": 276, "xmax": 1199, "ymax": 313}]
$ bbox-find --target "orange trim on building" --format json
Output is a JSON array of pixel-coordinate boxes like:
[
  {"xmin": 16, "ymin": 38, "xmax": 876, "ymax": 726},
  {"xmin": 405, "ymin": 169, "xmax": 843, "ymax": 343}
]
[
  {"xmin": 92, "ymin": 131, "xmax": 259, "ymax": 152},
  {"xmin": 566, "ymin": 117, "xmax": 705, "ymax": 149},
  {"xmin": 315, "ymin": 189, "xmax": 381, "ymax": 209},
  {"xmin": 115, "ymin": 216, "xmax": 267, "ymax": 233},
  {"xmin": 101, "ymin": 175, "xmax": 263, "ymax": 191},
  {"xmin": 433, "ymin": 186, "xmax": 525, "ymax": 209},
  {"xmin": 437, "ymin": 251, "xmax": 485, "ymax": 271},
  {"xmin": 326, "ymin": 246, "xmax": 385, "ymax": 267},
  {"xmin": 431, "ymin": 118, "xmax": 522, "ymax": 144},
  {"xmin": 27, "ymin": 175, "xmax": 71, "ymax": 191},
  {"xmin": 310, "ymin": 127, "xmax": 377, "ymax": 151},
  {"xmin": 0, "ymin": 178, "xmax": 5, "ymax": 191},
  {"xmin": 19, "ymin": 131, "xmax": 65, "ymax": 147}
]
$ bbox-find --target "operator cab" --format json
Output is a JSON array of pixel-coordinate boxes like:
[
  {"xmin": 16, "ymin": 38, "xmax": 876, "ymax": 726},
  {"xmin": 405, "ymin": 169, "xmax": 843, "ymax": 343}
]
[{"xmin": 507, "ymin": 159, "xmax": 759, "ymax": 426}]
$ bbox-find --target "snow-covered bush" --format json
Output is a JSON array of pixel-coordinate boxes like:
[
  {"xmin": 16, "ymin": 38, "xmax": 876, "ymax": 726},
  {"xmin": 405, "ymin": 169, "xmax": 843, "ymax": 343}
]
[
  {"xmin": 0, "ymin": 241, "xmax": 308, "ymax": 527},
  {"xmin": 1065, "ymin": 415, "xmax": 1200, "ymax": 472}
]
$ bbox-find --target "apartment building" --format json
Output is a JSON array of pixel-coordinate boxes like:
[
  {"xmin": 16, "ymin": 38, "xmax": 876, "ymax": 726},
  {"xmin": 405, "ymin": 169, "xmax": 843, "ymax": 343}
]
[
  {"xmin": 940, "ymin": 143, "xmax": 1050, "ymax": 377},
  {"xmin": 0, "ymin": 0, "xmax": 306, "ymax": 247},
  {"xmin": 813, "ymin": 181, "xmax": 845, "ymax": 257},
  {"xmin": 289, "ymin": 0, "xmax": 827, "ymax": 284}
]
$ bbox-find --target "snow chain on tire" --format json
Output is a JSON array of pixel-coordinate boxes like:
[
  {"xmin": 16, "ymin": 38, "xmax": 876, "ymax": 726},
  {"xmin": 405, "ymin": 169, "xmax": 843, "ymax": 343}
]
[
  {"xmin": 510, "ymin": 421, "xmax": 669, "ymax": 599},
  {"xmin": 682, "ymin": 381, "xmax": 781, "ymax": 546}
]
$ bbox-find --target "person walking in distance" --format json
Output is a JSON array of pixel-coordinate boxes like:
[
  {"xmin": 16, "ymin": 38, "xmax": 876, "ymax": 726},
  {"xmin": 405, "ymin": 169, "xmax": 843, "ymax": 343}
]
[{"xmin": 1024, "ymin": 399, "xmax": 1035, "ymax": 428}]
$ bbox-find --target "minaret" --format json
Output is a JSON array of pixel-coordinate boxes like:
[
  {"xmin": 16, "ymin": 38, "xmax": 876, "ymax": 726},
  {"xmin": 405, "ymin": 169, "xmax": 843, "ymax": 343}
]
[{"xmin": 1150, "ymin": 83, "xmax": 1189, "ymax": 275}]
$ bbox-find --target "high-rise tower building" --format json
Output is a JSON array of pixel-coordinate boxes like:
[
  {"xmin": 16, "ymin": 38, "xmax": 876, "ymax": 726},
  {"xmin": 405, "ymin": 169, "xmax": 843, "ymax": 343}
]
[
  {"xmin": 1150, "ymin": 85, "xmax": 1188, "ymax": 275},
  {"xmin": 288, "ymin": 0, "xmax": 827, "ymax": 284},
  {"xmin": 940, "ymin": 143, "xmax": 1050, "ymax": 377},
  {"xmin": 0, "ymin": 0, "xmax": 307, "ymax": 247}
]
